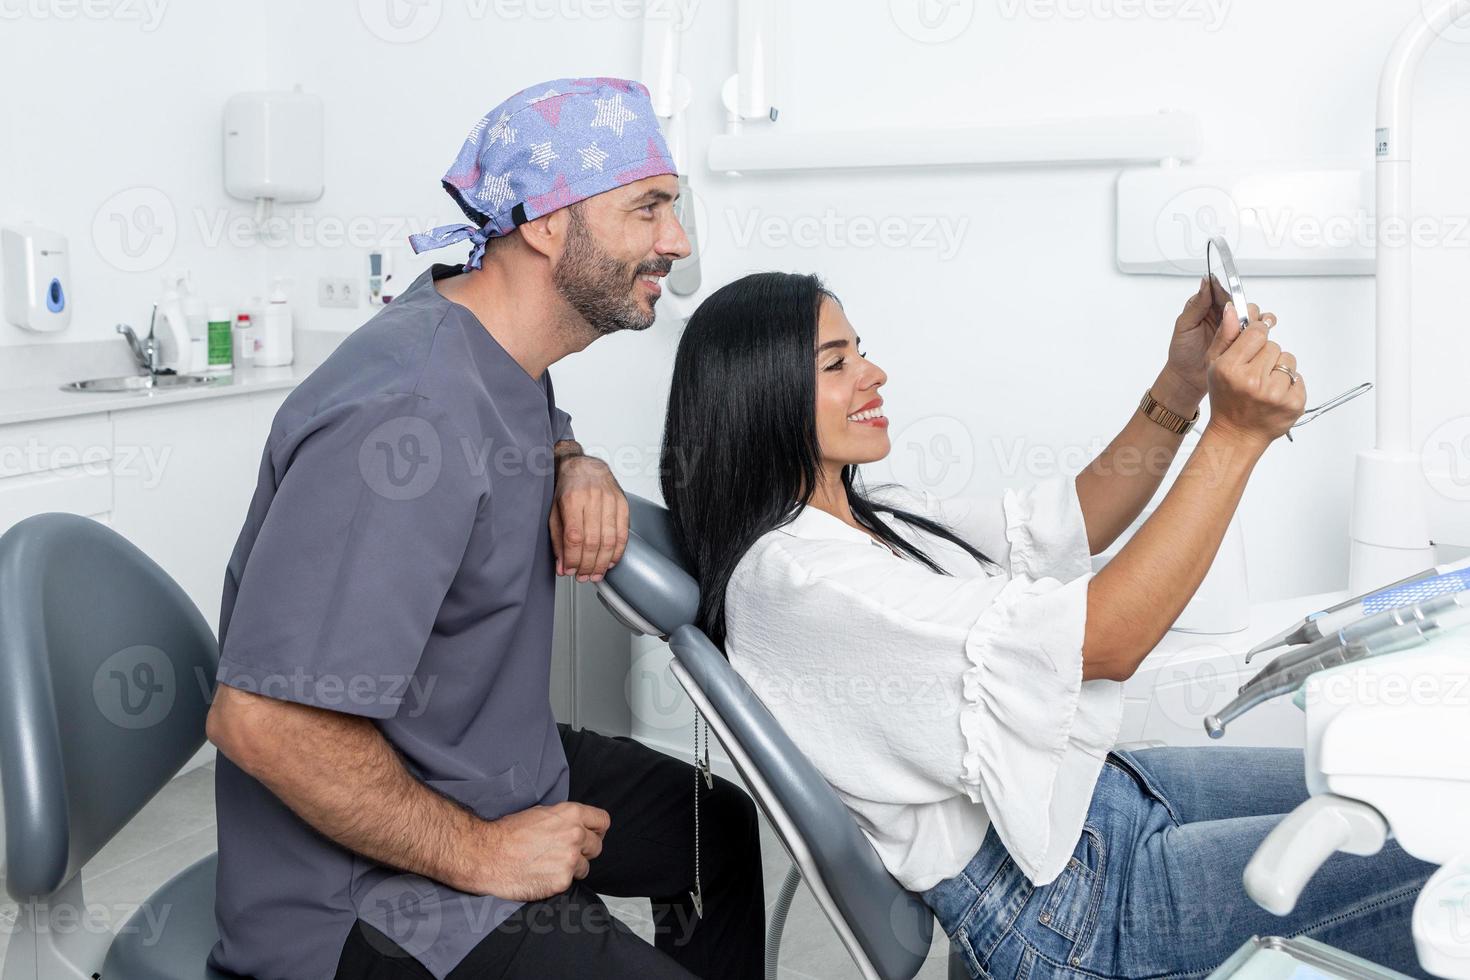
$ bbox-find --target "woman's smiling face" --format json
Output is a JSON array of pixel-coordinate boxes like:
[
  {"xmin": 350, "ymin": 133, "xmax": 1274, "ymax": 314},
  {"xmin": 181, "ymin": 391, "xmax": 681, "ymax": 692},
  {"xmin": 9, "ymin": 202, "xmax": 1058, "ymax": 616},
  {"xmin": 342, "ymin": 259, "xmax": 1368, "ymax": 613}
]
[{"xmin": 814, "ymin": 296, "xmax": 890, "ymax": 468}]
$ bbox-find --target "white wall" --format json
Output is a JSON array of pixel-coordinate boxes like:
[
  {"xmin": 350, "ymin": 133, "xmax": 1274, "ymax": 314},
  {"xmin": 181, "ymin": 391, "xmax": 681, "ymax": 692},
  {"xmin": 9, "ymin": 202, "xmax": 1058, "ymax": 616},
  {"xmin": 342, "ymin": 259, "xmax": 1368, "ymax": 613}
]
[
  {"xmin": 0, "ymin": 1, "xmax": 273, "ymax": 347},
  {"xmin": 4, "ymin": 0, "xmax": 1468, "ymax": 602}
]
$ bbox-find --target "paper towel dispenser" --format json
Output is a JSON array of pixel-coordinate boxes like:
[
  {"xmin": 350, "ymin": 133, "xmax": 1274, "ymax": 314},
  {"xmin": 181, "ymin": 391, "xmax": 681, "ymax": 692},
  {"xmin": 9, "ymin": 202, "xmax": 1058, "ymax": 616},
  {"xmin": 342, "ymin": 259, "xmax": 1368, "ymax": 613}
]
[{"xmin": 224, "ymin": 90, "xmax": 324, "ymax": 204}]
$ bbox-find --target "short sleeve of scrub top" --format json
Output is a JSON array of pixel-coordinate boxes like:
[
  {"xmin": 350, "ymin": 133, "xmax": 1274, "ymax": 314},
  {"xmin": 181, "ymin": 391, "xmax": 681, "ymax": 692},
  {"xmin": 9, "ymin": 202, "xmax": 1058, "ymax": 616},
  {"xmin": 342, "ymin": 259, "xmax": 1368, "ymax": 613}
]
[{"xmin": 216, "ymin": 392, "xmax": 487, "ymax": 720}]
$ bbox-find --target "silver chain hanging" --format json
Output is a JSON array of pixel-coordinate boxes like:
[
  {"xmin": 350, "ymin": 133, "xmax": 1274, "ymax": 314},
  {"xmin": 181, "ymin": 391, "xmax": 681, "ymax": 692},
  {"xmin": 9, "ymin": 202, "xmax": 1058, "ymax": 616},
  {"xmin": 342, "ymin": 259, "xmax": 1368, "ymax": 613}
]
[{"xmin": 690, "ymin": 707, "xmax": 713, "ymax": 919}]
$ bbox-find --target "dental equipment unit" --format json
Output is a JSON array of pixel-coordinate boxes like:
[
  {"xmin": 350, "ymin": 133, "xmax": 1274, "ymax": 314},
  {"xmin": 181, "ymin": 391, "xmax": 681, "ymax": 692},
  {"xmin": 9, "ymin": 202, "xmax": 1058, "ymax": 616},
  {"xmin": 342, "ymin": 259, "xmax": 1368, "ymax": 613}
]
[
  {"xmin": 1200, "ymin": 584, "xmax": 1470, "ymax": 977},
  {"xmin": 1246, "ymin": 557, "xmax": 1470, "ymax": 662},
  {"xmin": 1205, "ymin": 590, "xmax": 1470, "ymax": 739}
]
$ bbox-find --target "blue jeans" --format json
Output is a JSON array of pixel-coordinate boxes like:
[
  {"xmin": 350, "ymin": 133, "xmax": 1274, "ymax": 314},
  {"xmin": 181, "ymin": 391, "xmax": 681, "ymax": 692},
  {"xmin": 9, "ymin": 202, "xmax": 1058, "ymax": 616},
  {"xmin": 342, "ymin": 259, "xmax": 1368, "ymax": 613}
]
[{"xmin": 921, "ymin": 747, "xmax": 1436, "ymax": 979}]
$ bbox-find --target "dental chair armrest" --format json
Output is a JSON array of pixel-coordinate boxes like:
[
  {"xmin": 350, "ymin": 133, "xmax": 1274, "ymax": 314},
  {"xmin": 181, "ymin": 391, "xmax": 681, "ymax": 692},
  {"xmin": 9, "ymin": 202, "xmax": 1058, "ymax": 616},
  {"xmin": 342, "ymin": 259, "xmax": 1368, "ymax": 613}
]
[{"xmin": 1244, "ymin": 794, "xmax": 1388, "ymax": 916}]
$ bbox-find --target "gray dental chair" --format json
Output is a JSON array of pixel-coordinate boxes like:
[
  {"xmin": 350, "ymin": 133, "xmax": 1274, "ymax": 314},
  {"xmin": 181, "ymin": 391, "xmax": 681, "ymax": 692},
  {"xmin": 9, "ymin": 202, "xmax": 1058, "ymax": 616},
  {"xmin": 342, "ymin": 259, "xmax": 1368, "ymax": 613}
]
[
  {"xmin": 596, "ymin": 495, "xmax": 966, "ymax": 980},
  {"xmin": 0, "ymin": 514, "xmax": 227, "ymax": 980}
]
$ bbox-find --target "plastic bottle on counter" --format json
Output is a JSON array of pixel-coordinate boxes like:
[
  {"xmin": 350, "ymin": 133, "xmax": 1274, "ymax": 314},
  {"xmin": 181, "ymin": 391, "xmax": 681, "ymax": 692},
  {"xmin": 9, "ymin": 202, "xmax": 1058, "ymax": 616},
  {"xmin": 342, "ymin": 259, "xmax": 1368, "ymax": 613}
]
[
  {"xmin": 233, "ymin": 312, "xmax": 256, "ymax": 367},
  {"xmin": 206, "ymin": 306, "xmax": 234, "ymax": 373},
  {"xmin": 255, "ymin": 279, "xmax": 294, "ymax": 367},
  {"xmin": 174, "ymin": 271, "xmax": 210, "ymax": 373},
  {"xmin": 154, "ymin": 278, "xmax": 195, "ymax": 373}
]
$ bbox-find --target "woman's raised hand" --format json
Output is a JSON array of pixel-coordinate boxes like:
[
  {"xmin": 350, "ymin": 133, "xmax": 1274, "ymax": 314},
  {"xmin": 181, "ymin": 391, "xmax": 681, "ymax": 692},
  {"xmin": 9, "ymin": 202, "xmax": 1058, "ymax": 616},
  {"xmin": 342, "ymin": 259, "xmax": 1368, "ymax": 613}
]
[{"xmin": 1204, "ymin": 303, "xmax": 1307, "ymax": 451}]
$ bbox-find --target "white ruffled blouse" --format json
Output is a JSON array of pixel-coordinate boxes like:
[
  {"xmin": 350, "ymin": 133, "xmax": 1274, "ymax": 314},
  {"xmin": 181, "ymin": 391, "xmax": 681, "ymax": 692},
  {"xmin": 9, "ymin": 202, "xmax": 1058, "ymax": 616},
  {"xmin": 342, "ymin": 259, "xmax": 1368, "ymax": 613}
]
[{"xmin": 722, "ymin": 476, "xmax": 1124, "ymax": 891}]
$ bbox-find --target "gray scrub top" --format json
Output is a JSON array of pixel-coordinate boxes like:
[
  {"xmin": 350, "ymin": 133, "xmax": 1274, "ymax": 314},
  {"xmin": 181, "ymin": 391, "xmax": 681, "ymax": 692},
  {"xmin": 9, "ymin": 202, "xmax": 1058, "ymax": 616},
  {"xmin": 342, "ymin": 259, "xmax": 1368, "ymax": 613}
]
[{"xmin": 209, "ymin": 264, "xmax": 576, "ymax": 980}]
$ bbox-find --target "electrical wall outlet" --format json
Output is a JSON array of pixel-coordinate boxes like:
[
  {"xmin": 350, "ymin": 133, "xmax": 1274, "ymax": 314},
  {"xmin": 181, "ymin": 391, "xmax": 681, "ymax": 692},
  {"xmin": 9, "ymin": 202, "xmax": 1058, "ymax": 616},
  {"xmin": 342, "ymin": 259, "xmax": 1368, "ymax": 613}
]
[{"xmin": 317, "ymin": 277, "xmax": 358, "ymax": 308}]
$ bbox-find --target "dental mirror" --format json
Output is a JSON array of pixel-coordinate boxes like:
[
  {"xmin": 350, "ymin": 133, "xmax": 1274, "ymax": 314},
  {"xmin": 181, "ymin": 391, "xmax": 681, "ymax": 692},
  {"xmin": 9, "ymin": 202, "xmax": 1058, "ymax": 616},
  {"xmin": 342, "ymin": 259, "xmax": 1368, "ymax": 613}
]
[
  {"xmin": 1206, "ymin": 236, "xmax": 1250, "ymax": 329},
  {"xmin": 1203, "ymin": 235, "xmax": 1374, "ymax": 442}
]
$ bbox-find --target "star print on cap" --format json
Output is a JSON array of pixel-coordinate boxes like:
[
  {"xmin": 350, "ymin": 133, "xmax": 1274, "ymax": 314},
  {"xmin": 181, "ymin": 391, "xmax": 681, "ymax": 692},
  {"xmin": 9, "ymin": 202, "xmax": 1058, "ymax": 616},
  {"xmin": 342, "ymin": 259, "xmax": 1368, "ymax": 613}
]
[{"xmin": 409, "ymin": 77, "xmax": 677, "ymax": 271}]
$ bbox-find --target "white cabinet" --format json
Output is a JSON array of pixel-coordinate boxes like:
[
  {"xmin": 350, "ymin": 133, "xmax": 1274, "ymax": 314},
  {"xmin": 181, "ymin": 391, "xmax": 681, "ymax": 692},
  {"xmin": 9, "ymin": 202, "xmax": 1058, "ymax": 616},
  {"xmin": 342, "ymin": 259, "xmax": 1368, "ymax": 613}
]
[
  {"xmin": 0, "ymin": 413, "xmax": 113, "ymax": 534},
  {"xmin": 109, "ymin": 391, "xmax": 287, "ymax": 633}
]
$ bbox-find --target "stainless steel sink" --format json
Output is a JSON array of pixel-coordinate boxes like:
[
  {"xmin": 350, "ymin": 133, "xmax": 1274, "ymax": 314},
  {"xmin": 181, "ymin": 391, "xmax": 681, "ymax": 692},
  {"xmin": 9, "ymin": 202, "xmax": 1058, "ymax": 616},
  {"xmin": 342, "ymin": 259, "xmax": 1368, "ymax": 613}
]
[{"xmin": 62, "ymin": 373, "xmax": 218, "ymax": 393}]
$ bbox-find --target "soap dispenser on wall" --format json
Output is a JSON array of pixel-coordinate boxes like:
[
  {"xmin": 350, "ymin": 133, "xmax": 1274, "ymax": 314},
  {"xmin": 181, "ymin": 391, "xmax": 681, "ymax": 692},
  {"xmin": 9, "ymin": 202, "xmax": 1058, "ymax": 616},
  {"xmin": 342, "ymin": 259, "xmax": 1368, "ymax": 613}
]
[{"xmin": 2, "ymin": 225, "xmax": 71, "ymax": 333}]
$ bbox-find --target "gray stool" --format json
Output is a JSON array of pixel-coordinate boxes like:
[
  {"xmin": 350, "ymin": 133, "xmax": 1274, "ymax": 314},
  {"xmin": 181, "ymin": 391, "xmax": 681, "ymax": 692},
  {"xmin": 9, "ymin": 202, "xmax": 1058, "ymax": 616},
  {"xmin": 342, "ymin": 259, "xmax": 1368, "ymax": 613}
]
[
  {"xmin": 0, "ymin": 514, "xmax": 228, "ymax": 980},
  {"xmin": 597, "ymin": 495, "xmax": 967, "ymax": 980}
]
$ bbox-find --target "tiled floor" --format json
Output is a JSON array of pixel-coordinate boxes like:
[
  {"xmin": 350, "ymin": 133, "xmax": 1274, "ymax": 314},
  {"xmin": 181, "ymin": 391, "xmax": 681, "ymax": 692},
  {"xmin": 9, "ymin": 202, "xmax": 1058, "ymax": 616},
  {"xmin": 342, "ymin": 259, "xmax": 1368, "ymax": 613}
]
[{"xmin": 0, "ymin": 761, "xmax": 957, "ymax": 978}]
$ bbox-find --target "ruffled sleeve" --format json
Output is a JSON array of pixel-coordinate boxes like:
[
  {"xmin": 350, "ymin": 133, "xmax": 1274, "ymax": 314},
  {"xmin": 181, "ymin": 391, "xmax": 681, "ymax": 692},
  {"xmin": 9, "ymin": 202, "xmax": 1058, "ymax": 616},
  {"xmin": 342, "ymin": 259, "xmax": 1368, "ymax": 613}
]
[
  {"xmin": 956, "ymin": 572, "xmax": 1123, "ymax": 886},
  {"xmin": 917, "ymin": 476, "xmax": 1093, "ymax": 584}
]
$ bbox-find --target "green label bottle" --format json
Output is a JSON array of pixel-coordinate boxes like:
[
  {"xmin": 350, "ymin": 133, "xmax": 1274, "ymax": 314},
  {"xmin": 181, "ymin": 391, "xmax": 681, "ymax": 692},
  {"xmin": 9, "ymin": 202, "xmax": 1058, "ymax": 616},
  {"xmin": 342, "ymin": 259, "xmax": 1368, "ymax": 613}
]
[{"xmin": 207, "ymin": 307, "xmax": 234, "ymax": 373}]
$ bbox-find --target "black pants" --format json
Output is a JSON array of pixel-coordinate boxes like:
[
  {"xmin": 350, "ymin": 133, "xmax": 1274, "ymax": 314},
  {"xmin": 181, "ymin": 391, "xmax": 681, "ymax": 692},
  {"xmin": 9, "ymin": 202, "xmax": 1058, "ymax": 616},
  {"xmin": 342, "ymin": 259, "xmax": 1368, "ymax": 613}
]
[{"xmin": 333, "ymin": 724, "xmax": 765, "ymax": 979}]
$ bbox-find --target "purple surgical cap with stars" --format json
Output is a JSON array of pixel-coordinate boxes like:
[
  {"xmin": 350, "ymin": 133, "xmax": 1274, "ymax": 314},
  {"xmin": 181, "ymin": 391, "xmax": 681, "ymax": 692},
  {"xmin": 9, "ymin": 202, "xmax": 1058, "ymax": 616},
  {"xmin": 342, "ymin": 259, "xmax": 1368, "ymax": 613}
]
[{"xmin": 409, "ymin": 77, "xmax": 677, "ymax": 271}]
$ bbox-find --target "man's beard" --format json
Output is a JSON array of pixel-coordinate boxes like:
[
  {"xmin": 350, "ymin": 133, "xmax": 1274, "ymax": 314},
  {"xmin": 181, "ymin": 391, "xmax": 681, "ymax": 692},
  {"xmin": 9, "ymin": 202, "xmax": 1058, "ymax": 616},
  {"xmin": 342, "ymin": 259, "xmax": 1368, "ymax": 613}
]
[{"xmin": 552, "ymin": 211, "xmax": 670, "ymax": 336}]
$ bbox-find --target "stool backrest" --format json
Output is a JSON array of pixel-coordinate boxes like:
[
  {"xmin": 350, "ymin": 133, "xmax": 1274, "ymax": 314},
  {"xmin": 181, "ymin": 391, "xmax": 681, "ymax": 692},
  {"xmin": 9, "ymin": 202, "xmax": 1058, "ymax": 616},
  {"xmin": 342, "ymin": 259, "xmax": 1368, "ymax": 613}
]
[{"xmin": 0, "ymin": 514, "xmax": 219, "ymax": 899}]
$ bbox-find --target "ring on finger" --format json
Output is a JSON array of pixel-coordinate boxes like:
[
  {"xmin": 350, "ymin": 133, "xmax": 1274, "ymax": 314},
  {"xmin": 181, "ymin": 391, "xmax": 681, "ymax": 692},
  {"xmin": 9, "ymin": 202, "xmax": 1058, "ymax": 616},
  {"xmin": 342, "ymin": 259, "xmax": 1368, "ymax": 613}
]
[{"xmin": 1271, "ymin": 364, "xmax": 1299, "ymax": 386}]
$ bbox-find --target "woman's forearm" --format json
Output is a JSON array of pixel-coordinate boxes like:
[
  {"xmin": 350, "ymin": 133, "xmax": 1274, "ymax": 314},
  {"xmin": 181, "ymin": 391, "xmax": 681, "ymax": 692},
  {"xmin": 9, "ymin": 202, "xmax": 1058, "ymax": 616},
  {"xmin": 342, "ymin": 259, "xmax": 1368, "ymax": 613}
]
[
  {"xmin": 1081, "ymin": 422, "xmax": 1264, "ymax": 681},
  {"xmin": 1074, "ymin": 367, "xmax": 1204, "ymax": 555}
]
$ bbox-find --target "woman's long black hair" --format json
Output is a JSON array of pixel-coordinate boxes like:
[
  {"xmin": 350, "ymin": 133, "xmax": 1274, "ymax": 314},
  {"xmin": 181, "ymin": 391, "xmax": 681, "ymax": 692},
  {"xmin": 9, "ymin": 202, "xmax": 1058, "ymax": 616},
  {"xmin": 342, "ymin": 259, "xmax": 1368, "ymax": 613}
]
[{"xmin": 659, "ymin": 271, "xmax": 996, "ymax": 650}]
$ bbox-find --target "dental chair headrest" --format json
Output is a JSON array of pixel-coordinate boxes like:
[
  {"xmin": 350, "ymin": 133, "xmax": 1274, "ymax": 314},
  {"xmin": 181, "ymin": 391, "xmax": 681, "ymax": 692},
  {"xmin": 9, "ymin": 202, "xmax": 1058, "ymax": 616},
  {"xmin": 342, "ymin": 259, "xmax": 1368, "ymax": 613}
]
[{"xmin": 596, "ymin": 494, "xmax": 700, "ymax": 639}]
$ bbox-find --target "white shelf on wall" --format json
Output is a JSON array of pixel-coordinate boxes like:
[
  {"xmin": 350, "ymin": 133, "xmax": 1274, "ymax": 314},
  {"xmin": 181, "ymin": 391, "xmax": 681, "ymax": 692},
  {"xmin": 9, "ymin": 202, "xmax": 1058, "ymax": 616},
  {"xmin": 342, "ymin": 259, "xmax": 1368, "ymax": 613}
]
[{"xmin": 706, "ymin": 110, "xmax": 1201, "ymax": 175}]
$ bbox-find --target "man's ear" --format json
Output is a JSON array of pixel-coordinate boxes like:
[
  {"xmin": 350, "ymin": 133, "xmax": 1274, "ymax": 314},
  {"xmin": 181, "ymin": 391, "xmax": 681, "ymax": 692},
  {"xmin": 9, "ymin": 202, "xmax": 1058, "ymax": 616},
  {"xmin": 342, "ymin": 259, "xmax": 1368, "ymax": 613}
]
[{"xmin": 515, "ymin": 211, "xmax": 564, "ymax": 261}]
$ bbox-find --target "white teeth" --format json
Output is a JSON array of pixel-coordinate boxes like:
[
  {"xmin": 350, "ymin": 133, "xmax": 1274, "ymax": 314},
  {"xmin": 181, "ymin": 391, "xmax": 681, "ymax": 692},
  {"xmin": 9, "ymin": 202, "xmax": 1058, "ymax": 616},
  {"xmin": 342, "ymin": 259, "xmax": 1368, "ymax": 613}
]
[{"xmin": 847, "ymin": 408, "xmax": 885, "ymax": 422}]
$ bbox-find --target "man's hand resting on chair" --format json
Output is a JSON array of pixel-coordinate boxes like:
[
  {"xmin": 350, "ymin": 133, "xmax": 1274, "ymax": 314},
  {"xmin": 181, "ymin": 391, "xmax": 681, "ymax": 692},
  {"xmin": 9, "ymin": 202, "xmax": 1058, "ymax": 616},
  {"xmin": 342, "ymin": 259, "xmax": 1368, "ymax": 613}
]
[{"xmin": 551, "ymin": 440, "xmax": 629, "ymax": 583}]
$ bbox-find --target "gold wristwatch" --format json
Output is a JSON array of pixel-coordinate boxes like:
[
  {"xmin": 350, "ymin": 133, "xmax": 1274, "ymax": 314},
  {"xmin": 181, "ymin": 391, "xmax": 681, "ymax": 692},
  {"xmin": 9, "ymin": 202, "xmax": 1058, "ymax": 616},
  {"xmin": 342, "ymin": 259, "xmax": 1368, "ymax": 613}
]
[{"xmin": 1139, "ymin": 388, "xmax": 1200, "ymax": 436}]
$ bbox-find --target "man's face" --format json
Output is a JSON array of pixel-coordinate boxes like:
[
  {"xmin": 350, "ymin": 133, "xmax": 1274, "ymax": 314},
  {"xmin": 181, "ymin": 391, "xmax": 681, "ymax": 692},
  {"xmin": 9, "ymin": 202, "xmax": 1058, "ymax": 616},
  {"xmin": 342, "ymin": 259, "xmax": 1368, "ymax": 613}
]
[{"xmin": 551, "ymin": 174, "xmax": 690, "ymax": 335}]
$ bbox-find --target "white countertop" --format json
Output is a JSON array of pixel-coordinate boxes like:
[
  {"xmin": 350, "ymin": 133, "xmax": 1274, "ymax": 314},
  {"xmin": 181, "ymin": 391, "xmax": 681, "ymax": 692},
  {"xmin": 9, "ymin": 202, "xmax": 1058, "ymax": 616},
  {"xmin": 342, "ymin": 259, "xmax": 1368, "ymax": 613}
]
[{"xmin": 0, "ymin": 363, "xmax": 316, "ymax": 427}]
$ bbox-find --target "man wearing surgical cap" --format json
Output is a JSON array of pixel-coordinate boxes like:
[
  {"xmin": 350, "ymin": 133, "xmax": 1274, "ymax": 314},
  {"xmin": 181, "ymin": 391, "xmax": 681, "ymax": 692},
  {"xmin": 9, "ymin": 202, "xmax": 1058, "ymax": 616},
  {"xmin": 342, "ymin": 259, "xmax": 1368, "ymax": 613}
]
[{"xmin": 206, "ymin": 78, "xmax": 764, "ymax": 980}]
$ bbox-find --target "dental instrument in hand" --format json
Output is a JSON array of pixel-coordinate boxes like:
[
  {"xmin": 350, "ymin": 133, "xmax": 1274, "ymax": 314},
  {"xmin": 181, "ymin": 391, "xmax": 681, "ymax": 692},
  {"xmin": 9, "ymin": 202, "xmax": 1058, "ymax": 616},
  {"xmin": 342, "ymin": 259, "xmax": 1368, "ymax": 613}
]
[
  {"xmin": 1244, "ymin": 555, "xmax": 1470, "ymax": 662},
  {"xmin": 1204, "ymin": 236, "xmax": 1371, "ymax": 444},
  {"xmin": 1205, "ymin": 593, "xmax": 1470, "ymax": 739},
  {"xmin": 1284, "ymin": 382, "xmax": 1374, "ymax": 443}
]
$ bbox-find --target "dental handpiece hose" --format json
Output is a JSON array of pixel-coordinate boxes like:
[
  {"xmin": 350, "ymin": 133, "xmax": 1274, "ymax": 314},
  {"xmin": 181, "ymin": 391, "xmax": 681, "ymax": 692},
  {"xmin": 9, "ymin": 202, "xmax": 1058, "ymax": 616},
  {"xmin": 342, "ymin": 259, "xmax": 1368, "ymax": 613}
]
[
  {"xmin": 1254, "ymin": 589, "xmax": 1469, "ymax": 679},
  {"xmin": 1205, "ymin": 592, "xmax": 1470, "ymax": 739},
  {"xmin": 1246, "ymin": 555, "xmax": 1470, "ymax": 661}
]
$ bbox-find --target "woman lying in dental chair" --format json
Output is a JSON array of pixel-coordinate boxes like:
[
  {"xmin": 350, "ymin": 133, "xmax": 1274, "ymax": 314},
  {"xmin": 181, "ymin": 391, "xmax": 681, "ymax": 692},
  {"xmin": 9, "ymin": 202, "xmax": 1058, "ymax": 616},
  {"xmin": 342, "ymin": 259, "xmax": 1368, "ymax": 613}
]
[{"xmin": 658, "ymin": 272, "xmax": 1436, "ymax": 980}]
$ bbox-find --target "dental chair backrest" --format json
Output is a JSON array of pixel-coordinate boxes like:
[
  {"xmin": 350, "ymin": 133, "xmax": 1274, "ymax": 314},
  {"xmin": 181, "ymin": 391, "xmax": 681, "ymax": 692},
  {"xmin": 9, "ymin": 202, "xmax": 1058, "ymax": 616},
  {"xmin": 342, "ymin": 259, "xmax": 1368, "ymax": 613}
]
[
  {"xmin": 0, "ymin": 514, "xmax": 219, "ymax": 900},
  {"xmin": 597, "ymin": 495, "xmax": 936, "ymax": 980}
]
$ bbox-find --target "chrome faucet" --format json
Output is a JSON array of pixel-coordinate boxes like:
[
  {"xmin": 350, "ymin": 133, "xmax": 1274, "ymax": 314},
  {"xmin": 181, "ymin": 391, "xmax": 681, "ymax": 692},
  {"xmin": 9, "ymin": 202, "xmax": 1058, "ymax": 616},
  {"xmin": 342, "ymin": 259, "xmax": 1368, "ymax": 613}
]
[{"xmin": 116, "ymin": 305, "xmax": 162, "ymax": 377}]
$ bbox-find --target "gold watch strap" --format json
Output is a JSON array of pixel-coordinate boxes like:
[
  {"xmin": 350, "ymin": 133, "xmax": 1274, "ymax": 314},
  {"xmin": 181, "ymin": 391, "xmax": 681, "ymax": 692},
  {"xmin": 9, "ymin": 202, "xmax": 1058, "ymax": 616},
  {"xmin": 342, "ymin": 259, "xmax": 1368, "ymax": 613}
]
[{"xmin": 1139, "ymin": 388, "xmax": 1200, "ymax": 435}]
